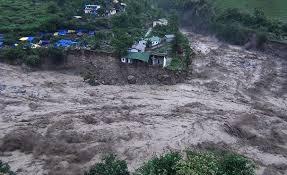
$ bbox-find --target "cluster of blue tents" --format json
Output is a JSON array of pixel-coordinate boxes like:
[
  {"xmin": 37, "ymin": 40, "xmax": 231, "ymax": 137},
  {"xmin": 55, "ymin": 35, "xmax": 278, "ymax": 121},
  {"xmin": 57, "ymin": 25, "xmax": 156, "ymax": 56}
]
[
  {"xmin": 53, "ymin": 29, "xmax": 96, "ymax": 37},
  {"xmin": 55, "ymin": 39, "xmax": 78, "ymax": 48},
  {"xmin": 0, "ymin": 29, "xmax": 96, "ymax": 49}
]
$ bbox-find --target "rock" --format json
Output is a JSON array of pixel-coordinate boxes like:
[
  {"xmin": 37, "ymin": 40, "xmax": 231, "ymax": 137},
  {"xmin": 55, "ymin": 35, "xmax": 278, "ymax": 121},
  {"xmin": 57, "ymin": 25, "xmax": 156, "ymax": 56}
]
[
  {"xmin": 158, "ymin": 74, "xmax": 171, "ymax": 84},
  {"xmin": 88, "ymin": 79, "xmax": 100, "ymax": 86},
  {"xmin": 127, "ymin": 75, "xmax": 136, "ymax": 84}
]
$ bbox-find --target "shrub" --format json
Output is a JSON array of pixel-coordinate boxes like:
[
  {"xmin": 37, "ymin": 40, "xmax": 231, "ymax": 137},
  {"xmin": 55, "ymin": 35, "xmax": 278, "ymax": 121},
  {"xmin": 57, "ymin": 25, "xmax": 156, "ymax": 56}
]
[
  {"xmin": 46, "ymin": 47, "xmax": 66, "ymax": 65},
  {"xmin": 136, "ymin": 152, "xmax": 181, "ymax": 175},
  {"xmin": 0, "ymin": 161, "xmax": 16, "ymax": 175},
  {"xmin": 218, "ymin": 153, "xmax": 255, "ymax": 175},
  {"xmin": 0, "ymin": 47, "xmax": 26, "ymax": 63},
  {"xmin": 24, "ymin": 55, "xmax": 41, "ymax": 67},
  {"xmin": 85, "ymin": 154, "xmax": 129, "ymax": 175},
  {"xmin": 177, "ymin": 151, "xmax": 219, "ymax": 175},
  {"xmin": 168, "ymin": 57, "xmax": 184, "ymax": 71}
]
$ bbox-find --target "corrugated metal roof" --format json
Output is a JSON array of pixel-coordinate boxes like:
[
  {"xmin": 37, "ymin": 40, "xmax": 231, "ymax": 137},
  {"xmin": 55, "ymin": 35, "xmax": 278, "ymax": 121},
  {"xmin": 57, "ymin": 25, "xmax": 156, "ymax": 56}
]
[{"xmin": 126, "ymin": 52, "xmax": 150, "ymax": 62}]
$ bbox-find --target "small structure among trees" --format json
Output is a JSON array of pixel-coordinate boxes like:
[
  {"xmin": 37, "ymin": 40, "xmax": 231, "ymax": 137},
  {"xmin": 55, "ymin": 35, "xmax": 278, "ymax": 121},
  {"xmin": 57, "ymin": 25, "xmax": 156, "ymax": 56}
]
[{"xmin": 84, "ymin": 5, "xmax": 101, "ymax": 14}]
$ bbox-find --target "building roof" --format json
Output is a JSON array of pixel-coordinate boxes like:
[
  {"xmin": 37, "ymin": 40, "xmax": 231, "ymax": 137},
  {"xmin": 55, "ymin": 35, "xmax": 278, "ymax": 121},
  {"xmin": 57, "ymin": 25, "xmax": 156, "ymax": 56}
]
[
  {"xmin": 146, "ymin": 36, "xmax": 161, "ymax": 43},
  {"xmin": 132, "ymin": 40, "xmax": 146, "ymax": 52},
  {"xmin": 126, "ymin": 52, "xmax": 150, "ymax": 62},
  {"xmin": 19, "ymin": 37, "xmax": 34, "ymax": 42},
  {"xmin": 165, "ymin": 34, "xmax": 175, "ymax": 39},
  {"xmin": 159, "ymin": 18, "xmax": 168, "ymax": 23}
]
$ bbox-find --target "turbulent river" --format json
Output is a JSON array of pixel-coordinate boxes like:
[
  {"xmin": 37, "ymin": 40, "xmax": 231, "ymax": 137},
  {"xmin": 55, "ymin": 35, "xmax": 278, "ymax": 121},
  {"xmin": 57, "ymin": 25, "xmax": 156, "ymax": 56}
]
[{"xmin": 0, "ymin": 29, "xmax": 287, "ymax": 175}]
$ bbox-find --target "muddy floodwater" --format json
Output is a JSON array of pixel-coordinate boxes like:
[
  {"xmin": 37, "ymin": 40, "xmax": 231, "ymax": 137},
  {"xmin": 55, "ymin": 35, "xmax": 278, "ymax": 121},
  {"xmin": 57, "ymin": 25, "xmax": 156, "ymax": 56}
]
[{"xmin": 0, "ymin": 30, "xmax": 287, "ymax": 175}]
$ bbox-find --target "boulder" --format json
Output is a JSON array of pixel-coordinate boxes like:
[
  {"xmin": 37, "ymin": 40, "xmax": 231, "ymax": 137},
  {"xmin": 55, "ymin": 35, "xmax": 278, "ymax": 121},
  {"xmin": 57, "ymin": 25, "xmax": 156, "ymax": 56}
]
[
  {"xmin": 127, "ymin": 75, "xmax": 136, "ymax": 84},
  {"xmin": 158, "ymin": 74, "xmax": 171, "ymax": 84}
]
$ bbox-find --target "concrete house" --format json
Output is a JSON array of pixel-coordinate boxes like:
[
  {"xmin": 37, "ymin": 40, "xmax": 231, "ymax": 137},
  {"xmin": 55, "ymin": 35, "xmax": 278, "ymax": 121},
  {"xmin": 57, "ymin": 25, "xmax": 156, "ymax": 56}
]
[
  {"xmin": 165, "ymin": 34, "xmax": 175, "ymax": 42},
  {"xmin": 153, "ymin": 18, "xmax": 168, "ymax": 27},
  {"xmin": 150, "ymin": 53, "xmax": 167, "ymax": 67},
  {"xmin": 146, "ymin": 36, "xmax": 161, "ymax": 47},
  {"xmin": 84, "ymin": 5, "xmax": 101, "ymax": 14},
  {"xmin": 109, "ymin": 9, "xmax": 117, "ymax": 15},
  {"xmin": 121, "ymin": 52, "xmax": 167, "ymax": 68},
  {"xmin": 121, "ymin": 52, "xmax": 150, "ymax": 64},
  {"xmin": 131, "ymin": 40, "xmax": 147, "ymax": 52}
]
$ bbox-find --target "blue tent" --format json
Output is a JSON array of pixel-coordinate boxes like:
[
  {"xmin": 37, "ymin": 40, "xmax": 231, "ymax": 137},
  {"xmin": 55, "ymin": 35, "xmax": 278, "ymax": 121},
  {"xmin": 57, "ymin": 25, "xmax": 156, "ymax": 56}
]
[
  {"xmin": 27, "ymin": 37, "xmax": 35, "ymax": 42},
  {"xmin": 39, "ymin": 40, "xmax": 50, "ymax": 46},
  {"xmin": 0, "ymin": 41, "xmax": 3, "ymax": 48},
  {"xmin": 76, "ymin": 29, "xmax": 88, "ymax": 36},
  {"xmin": 88, "ymin": 31, "xmax": 96, "ymax": 36},
  {"xmin": 55, "ymin": 39, "xmax": 77, "ymax": 48},
  {"xmin": 58, "ymin": 30, "xmax": 68, "ymax": 36}
]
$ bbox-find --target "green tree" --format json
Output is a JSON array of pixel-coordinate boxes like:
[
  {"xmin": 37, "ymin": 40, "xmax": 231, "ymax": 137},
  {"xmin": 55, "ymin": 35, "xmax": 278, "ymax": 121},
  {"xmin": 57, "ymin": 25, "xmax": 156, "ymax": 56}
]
[
  {"xmin": 85, "ymin": 154, "xmax": 129, "ymax": 175},
  {"xmin": 111, "ymin": 30, "xmax": 134, "ymax": 57},
  {"xmin": 218, "ymin": 153, "xmax": 255, "ymax": 175},
  {"xmin": 146, "ymin": 40, "xmax": 152, "ymax": 48},
  {"xmin": 0, "ymin": 160, "xmax": 16, "ymax": 175},
  {"xmin": 177, "ymin": 151, "xmax": 220, "ymax": 175},
  {"xmin": 136, "ymin": 152, "xmax": 181, "ymax": 175}
]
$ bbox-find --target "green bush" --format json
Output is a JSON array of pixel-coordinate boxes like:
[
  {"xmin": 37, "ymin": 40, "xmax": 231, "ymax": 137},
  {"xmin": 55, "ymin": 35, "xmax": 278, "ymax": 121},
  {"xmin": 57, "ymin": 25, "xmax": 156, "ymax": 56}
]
[
  {"xmin": 0, "ymin": 47, "xmax": 26, "ymax": 63},
  {"xmin": 136, "ymin": 152, "xmax": 181, "ymax": 175},
  {"xmin": 24, "ymin": 55, "xmax": 41, "ymax": 67},
  {"xmin": 168, "ymin": 58, "xmax": 184, "ymax": 71},
  {"xmin": 68, "ymin": 150, "xmax": 258, "ymax": 175},
  {"xmin": 218, "ymin": 153, "xmax": 255, "ymax": 175},
  {"xmin": 0, "ymin": 160, "xmax": 16, "ymax": 175},
  {"xmin": 85, "ymin": 154, "xmax": 129, "ymax": 175},
  {"xmin": 177, "ymin": 151, "xmax": 220, "ymax": 175}
]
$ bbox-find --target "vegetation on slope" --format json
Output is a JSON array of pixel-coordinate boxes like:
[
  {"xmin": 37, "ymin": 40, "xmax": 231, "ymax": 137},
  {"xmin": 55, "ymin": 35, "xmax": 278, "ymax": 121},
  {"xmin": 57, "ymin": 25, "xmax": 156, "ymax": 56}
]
[
  {"xmin": 155, "ymin": 0, "xmax": 287, "ymax": 45},
  {"xmin": 214, "ymin": 0, "xmax": 287, "ymax": 22}
]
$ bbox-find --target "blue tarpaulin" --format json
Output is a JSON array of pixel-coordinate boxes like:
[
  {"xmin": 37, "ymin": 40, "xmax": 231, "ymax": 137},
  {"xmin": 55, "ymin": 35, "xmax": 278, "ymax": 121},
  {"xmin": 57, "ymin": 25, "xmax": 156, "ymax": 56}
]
[
  {"xmin": 76, "ymin": 29, "xmax": 88, "ymax": 36},
  {"xmin": 0, "ymin": 42, "xmax": 3, "ymax": 48},
  {"xmin": 88, "ymin": 31, "xmax": 95, "ymax": 35},
  {"xmin": 27, "ymin": 37, "xmax": 34, "ymax": 42},
  {"xmin": 39, "ymin": 40, "xmax": 50, "ymax": 46},
  {"xmin": 55, "ymin": 39, "xmax": 77, "ymax": 48},
  {"xmin": 58, "ymin": 30, "xmax": 68, "ymax": 36}
]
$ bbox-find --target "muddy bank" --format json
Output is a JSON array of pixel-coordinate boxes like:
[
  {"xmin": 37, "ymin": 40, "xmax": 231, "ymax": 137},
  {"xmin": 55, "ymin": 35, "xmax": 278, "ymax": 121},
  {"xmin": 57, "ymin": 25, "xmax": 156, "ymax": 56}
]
[{"xmin": 41, "ymin": 50, "xmax": 187, "ymax": 85}]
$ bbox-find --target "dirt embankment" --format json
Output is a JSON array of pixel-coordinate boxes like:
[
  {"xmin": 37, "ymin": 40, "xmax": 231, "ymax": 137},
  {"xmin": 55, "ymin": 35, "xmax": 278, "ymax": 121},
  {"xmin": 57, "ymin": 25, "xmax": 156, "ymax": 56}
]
[
  {"xmin": 40, "ymin": 50, "xmax": 187, "ymax": 85},
  {"xmin": 0, "ymin": 30, "xmax": 287, "ymax": 175}
]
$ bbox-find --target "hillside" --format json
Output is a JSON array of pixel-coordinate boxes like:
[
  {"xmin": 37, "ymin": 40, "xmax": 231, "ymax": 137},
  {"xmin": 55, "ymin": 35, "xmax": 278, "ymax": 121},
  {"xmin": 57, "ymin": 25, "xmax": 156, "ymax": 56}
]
[
  {"xmin": 0, "ymin": 0, "xmax": 83, "ymax": 33},
  {"xmin": 214, "ymin": 0, "xmax": 287, "ymax": 22}
]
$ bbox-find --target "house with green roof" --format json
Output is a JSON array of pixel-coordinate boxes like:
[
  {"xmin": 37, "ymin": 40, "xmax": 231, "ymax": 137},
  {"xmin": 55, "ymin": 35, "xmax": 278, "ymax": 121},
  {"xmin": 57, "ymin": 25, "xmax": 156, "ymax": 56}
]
[
  {"xmin": 121, "ymin": 51, "xmax": 167, "ymax": 68},
  {"xmin": 121, "ymin": 52, "xmax": 151, "ymax": 64}
]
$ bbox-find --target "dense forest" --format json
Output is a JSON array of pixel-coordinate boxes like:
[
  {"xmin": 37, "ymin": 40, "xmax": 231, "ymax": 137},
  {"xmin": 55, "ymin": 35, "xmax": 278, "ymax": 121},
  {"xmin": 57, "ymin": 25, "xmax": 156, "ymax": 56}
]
[{"xmin": 155, "ymin": 0, "xmax": 287, "ymax": 45}]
